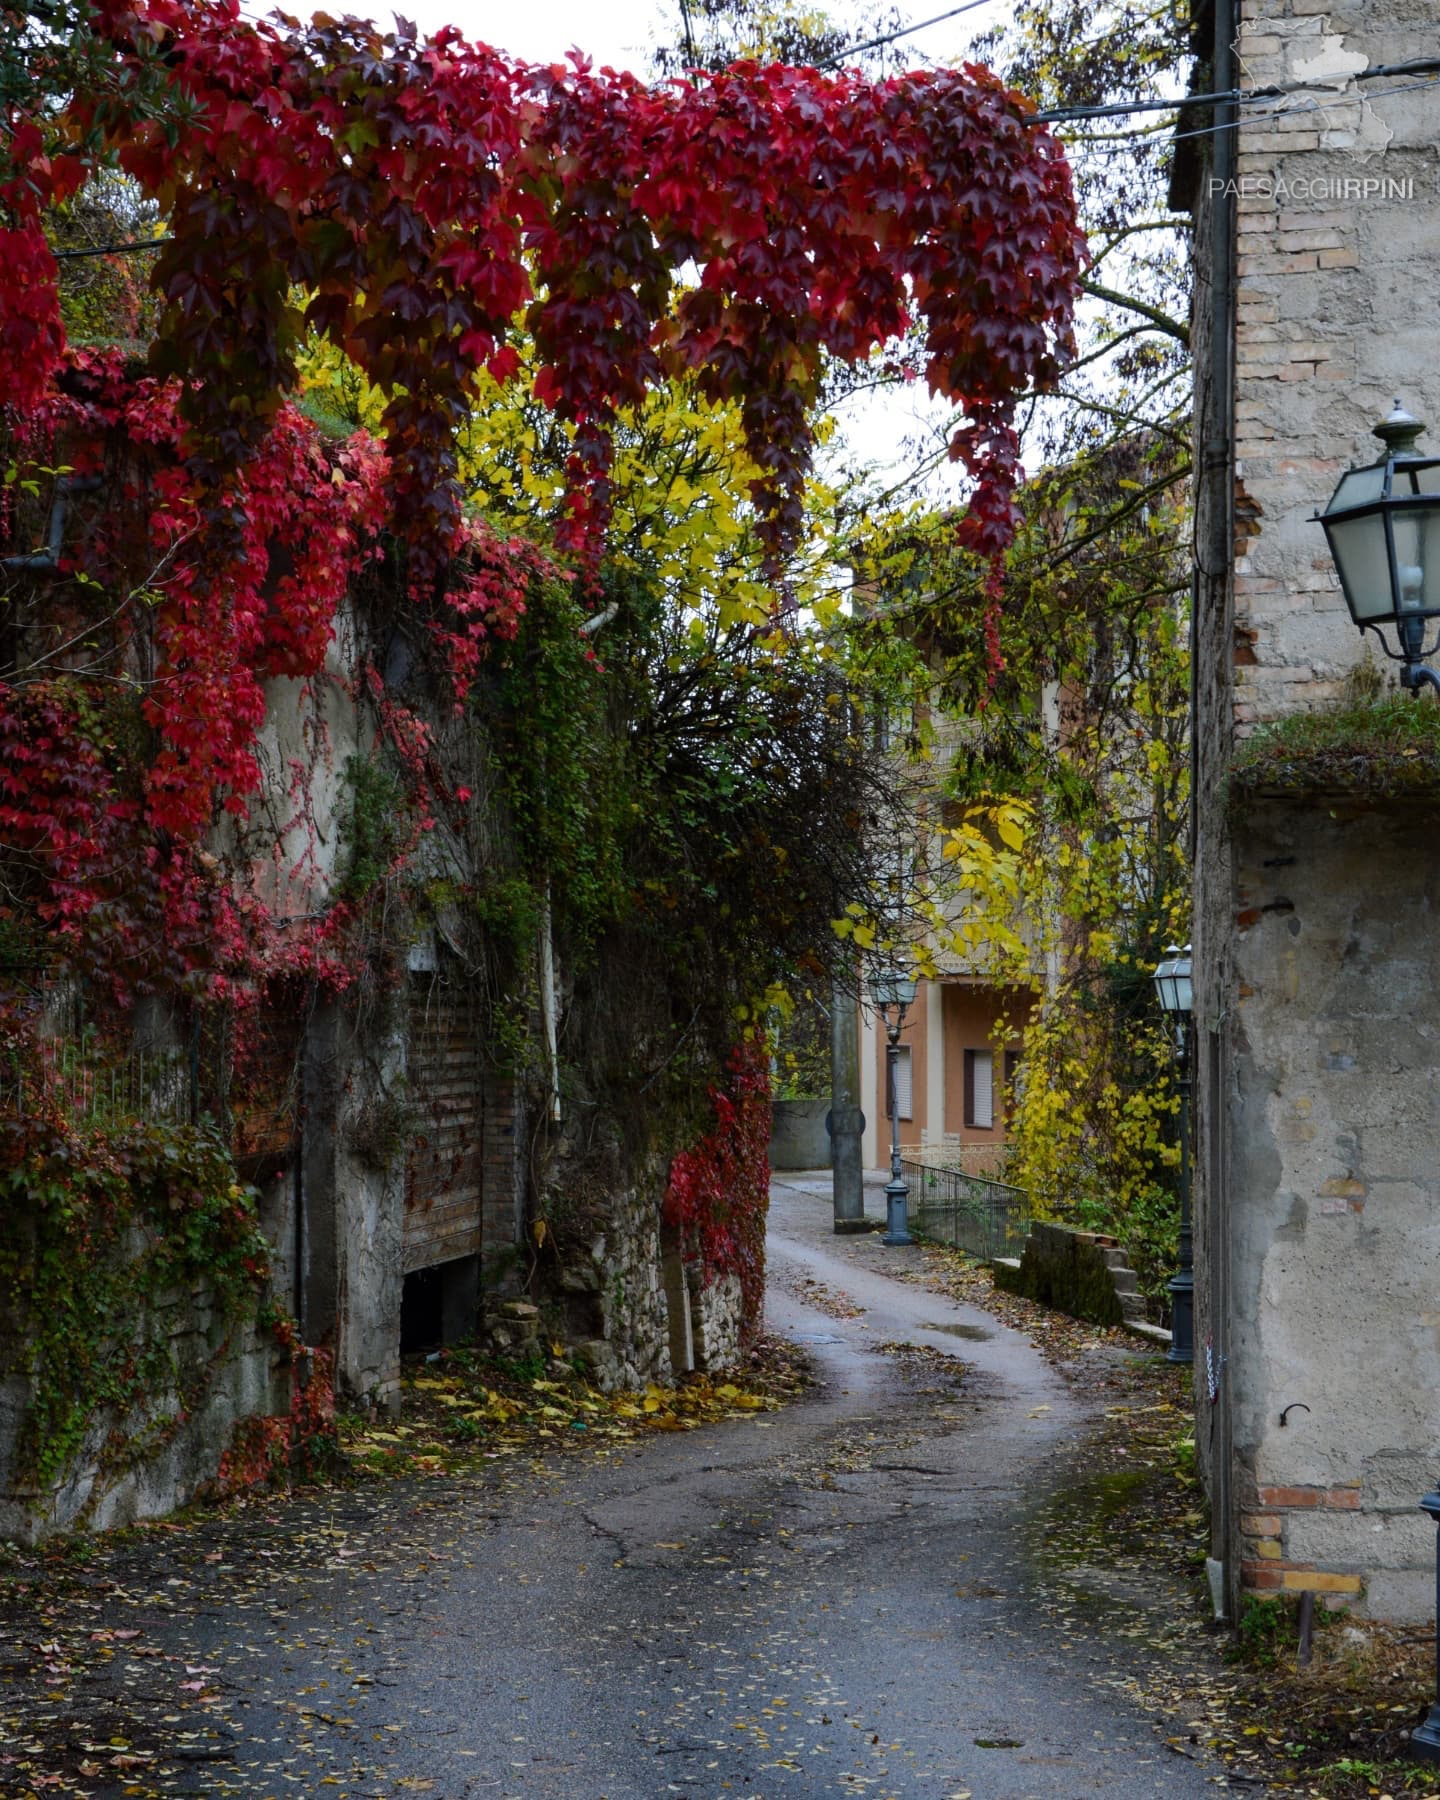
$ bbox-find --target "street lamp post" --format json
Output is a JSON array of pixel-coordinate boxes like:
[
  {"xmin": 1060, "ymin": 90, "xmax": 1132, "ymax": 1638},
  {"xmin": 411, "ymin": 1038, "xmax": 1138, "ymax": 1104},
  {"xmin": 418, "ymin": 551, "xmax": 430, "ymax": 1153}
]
[
  {"xmin": 1315, "ymin": 399, "xmax": 1440, "ymax": 693},
  {"xmin": 871, "ymin": 968, "xmax": 917, "ymax": 1247},
  {"xmin": 1153, "ymin": 943, "xmax": 1194, "ymax": 1365}
]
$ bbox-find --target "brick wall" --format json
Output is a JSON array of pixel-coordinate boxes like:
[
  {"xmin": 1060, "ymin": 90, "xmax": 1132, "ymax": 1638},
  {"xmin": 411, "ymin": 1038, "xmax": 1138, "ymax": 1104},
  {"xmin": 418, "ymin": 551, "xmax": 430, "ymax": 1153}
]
[{"xmin": 1228, "ymin": 0, "xmax": 1440, "ymax": 734}]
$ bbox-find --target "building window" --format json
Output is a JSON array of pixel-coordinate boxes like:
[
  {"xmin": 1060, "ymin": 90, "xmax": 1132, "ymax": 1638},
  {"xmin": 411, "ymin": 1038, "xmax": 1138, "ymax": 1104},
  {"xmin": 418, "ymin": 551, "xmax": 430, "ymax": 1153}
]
[
  {"xmin": 887, "ymin": 1044, "xmax": 914, "ymax": 1121},
  {"xmin": 964, "ymin": 1048, "xmax": 994, "ymax": 1129}
]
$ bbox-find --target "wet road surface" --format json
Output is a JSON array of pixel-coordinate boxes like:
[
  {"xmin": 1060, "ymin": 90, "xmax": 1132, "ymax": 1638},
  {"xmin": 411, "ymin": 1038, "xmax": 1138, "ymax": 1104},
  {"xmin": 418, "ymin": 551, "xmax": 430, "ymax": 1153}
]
[{"xmin": 12, "ymin": 1179, "xmax": 1236, "ymax": 1800}]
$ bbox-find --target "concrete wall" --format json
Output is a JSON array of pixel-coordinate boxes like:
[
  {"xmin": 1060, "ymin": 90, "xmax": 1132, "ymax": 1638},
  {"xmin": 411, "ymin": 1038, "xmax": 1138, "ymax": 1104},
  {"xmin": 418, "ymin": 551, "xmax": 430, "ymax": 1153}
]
[
  {"xmin": 0, "ymin": 1299, "xmax": 288, "ymax": 1543},
  {"xmin": 769, "ymin": 1098, "xmax": 832, "ymax": 1170},
  {"xmin": 1228, "ymin": 799, "xmax": 1440, "ymax": 1618},
  {"xmin": 1190, "ymin": 0, "xmax": 1440, "ymax": 1616}
]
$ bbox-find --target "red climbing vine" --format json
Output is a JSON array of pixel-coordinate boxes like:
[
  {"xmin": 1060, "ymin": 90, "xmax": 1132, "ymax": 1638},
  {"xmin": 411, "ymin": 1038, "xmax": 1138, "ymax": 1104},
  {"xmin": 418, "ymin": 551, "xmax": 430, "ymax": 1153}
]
[
  {"xmin": 0, "ymin": 351, "xmax": 553, "ymax": 1003},
  {"xmin": 663, "ymin": 1040, "xmax": 772, "ymax": 1342},
  {"xmin": 4, "ymin": 1, "xmax": 1083, "ymax": 581}
]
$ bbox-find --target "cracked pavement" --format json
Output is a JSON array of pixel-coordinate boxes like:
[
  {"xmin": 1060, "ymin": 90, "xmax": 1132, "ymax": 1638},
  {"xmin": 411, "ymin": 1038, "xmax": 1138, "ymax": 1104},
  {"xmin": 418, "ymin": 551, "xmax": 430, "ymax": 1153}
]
[{"xmin": 2, "ymin": 1178, "xmax": 1241, "ymax": 1799}]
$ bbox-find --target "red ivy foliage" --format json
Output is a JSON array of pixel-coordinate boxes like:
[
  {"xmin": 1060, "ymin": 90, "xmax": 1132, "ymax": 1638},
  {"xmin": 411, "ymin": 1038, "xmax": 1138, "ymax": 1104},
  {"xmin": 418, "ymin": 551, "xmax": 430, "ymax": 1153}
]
[
  {"xmin": 663, "ymin": 1040, "xmax": 772, "ymax": 1344},
  {"xmin": 0, "ymin": 352, "xmax": 548, "ymax": 1002},
  {"xmin": 3, "ymin": 1, "xmax": 1083, "ymax": 581}
]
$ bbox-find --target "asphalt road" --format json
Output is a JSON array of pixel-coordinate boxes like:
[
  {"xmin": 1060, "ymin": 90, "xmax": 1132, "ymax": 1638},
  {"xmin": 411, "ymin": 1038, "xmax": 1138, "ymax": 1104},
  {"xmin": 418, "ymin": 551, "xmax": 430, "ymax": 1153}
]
[{"xmin": 22, "ymin": 1179, "xmax": 1234, "ymax": 1800}]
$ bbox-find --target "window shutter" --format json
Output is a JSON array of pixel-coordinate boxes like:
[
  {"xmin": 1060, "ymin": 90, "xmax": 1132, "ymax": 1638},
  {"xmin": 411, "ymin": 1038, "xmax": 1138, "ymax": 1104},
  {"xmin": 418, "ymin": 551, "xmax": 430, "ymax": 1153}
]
[
  {"xmin": 964, "ymin": 1049, "xmax": 993, "ymax": 1128},
  {"xmin": 893, "ymin": 1045, "xmax": 913, "ymax": 1120}
]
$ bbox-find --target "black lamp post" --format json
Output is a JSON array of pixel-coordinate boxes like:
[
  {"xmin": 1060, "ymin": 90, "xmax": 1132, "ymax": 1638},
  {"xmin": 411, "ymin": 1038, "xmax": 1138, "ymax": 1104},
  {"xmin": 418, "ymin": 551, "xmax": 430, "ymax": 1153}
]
[
  {"xmin": 1316, "ymin": 399, "xmax": 1440, "ymax": 693},
  {"xmin": 1152, "ymin": 943, "xmax": 1194, "ymax": 1365},
  {"xmin": 871, "ymin": 968, "xmax": 917, "ymax": 1246}
]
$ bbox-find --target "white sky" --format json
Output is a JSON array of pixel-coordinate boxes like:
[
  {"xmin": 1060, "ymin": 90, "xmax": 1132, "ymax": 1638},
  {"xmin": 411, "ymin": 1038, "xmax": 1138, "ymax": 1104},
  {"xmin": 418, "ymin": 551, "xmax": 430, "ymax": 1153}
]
[{"xmin": 381, "ymin": 0, "xmax": 1007, "ymax": 77}]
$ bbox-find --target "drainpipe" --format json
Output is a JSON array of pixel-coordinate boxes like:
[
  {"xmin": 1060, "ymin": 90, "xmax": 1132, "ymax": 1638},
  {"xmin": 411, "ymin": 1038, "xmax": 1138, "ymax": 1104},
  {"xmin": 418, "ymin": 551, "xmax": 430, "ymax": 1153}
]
[{"xmin": 540, "ymin": 879, "xmax": 561, "ymax": 1123}]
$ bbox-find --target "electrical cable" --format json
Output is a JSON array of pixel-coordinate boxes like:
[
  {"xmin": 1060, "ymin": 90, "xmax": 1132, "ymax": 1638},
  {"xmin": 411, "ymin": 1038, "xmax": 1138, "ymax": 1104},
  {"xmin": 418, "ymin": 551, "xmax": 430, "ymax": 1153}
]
[
  {"xmin": 815, "ymin": 0, "xmax": 998, "ymax": 69},
  {"xmin": 1058, "ymin": 72, "xmax": 1440, "ymax": 162},
  {"xmin": 51, "ymin": 235, "xmax": 171, "ymax": 259},
  {"xmin": 1034, "ymin": 54, "xmax": 1440, "ymax": 125}
]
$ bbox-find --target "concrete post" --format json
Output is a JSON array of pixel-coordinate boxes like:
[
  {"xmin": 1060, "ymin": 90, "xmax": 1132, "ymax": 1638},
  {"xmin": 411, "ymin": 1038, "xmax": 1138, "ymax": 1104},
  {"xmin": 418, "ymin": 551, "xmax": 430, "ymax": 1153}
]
[{"xmin": 829, "ymin": 978, "xmax": 867, "ymax": 1233}]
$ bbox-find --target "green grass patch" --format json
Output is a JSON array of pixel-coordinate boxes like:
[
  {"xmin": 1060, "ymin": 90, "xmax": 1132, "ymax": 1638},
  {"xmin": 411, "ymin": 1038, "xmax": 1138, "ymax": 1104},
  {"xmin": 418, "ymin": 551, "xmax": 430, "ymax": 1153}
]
[{"xmin": 1231, "ymin": 694, "xmax": 1440, "ymax": 802}]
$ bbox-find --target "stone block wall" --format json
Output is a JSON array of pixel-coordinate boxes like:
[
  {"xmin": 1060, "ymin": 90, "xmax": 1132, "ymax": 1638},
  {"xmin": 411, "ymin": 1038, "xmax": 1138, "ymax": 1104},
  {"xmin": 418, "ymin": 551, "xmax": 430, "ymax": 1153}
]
[
  {"xmin": 992, "ymin": 1221, "xmax": 1143, "ymax": 1329},
  {"xmin": 688, "ymin": 1270, "xmax": 744, "ymax": 1373}
]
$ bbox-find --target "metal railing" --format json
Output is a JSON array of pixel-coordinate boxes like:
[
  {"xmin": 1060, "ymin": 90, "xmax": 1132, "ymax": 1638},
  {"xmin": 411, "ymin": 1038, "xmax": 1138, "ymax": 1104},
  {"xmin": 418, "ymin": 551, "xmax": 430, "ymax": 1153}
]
[
  {"xmin": 1, "ymin": 1036, "xmax": 195, "ymax": 1126},
  {"xmin": 902, "ymin": 1157, "xmax": 1032, "ymax": 1261}
]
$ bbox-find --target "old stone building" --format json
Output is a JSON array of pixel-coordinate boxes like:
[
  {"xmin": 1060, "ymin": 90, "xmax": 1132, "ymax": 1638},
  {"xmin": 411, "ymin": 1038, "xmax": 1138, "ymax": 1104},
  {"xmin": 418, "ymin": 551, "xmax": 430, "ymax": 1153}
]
[{"xmin": 1182, "ymin": 0, "xmax": 1440, "ymax": 1618}]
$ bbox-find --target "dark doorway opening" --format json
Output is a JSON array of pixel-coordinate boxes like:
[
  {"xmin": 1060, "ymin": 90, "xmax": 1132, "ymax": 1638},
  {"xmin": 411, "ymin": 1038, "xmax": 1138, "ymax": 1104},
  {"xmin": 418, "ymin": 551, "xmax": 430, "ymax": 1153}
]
[
  {"xmin": 400, "ymin": 1265, "xmax": 443, "ymax": 1354},
  {"xmin": 400, "ymin": 1255, "xmax": 481, "ymax": 1356}
]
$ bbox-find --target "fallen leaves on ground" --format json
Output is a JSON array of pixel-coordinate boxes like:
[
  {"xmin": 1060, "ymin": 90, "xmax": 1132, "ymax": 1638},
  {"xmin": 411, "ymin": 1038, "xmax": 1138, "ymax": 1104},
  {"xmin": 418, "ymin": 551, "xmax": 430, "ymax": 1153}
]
[
  {"xmin": 341, "ymin": 1334, "xmax": 811, "ymax": 1476},
  {"xmin": 0, "ymin": 1334, "xmax": 813, "ymax": 1799},
  {"xmin": 887, "ymin": 1238, "xmax": 1440, "ymax": 1800}
]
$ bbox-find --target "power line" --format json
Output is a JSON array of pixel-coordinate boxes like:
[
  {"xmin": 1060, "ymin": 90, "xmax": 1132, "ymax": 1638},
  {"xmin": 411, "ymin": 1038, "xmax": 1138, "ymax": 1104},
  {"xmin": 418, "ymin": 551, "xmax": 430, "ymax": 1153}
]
[
  {"xmin": 1059, "ymin": 72, "xmax": 1440, "ymax": 161},
  {"xmin": 817, "ymin": 0, "xmax": 998, "ymax": 70},
  {"xmin": 1035, "ymin": 55, "xmax": 1440, "ymax": 125},
  {"xmin": 51, "ymin": 234, "xmax": 171, "ymax": 259}
]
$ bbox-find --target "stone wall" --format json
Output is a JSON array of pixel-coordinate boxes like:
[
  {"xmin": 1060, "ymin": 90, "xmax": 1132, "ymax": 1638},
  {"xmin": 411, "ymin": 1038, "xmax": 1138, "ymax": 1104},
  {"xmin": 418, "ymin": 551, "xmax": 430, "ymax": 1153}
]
[
  {"xmin": 0, "ymin": 1298, "xmax": 288, "ymax": 1543},
  {"xmin": 1227, "ymin": 0, "xmax": 1440, "ymax": 731},
  {"xmin": 539, "ymin": 1148, "xmax": 749, "ymax": 1391},
  {"xmin": 992, "ymin": 1222, "xmax": 1142, "ymax": 1330},
  {"xmin": 689, "ymin": 1270, "xmax": 745, "ymax": 1373},
  {"xmin": 1189, "ymin": 0, "xmax": 1440, "ymax": 1619},
  {"xmin": 1226, "ymin": 797, "xmax": 1440, "ymax": 1619}
]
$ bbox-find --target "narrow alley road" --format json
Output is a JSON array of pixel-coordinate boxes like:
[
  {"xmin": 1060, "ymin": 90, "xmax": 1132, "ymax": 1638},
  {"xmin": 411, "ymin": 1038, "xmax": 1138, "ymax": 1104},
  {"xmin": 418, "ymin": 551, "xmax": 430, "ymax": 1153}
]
[{"xmin": 6, "ymin": 1181, "xmax": 1236, "ymax": 1800}]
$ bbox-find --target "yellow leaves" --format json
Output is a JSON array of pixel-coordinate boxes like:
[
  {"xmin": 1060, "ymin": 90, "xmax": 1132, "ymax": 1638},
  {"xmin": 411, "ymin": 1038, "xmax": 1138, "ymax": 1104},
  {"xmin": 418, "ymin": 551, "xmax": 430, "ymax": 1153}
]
[
  {"xmin": 831, "ymin": 901, "xmax": 879, "ymax": 951},
  {"xmin": 994, "ymin": 803, "xmax": 1028, "ymax": 853}
]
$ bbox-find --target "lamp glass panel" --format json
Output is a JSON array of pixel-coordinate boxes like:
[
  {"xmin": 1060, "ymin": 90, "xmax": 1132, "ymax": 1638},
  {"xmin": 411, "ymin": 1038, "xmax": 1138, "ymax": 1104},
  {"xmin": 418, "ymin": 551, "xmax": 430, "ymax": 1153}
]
[
  {"xmin": 1389, "ymin": 500, "xmax": 1440, "ymax": 612},
  {"xmin": 1173, "ymin": 961, "xmax": 1193, "ymax": 1016},
  {"xmin": 1325, "ymin": 510, "xmax": 1393, "ymax": 622},
  {"xmin": 895, "ymin": 975, "xmax": 918, "ymax": 1008},
  {"xmin": 1153, "ymin": 947, "xmax": 1192, "ymax": 1018},
  {"xmin": 1330, "ymin": 466, "xmax": 1386, "ymax": 509},
  {"xmin": 1413, "ymin": 463, "xmax": 1440, "ymax": 497},
  {"xmin": 871, "ymin": 970, "xmax": 904, "ymax": 1007}
]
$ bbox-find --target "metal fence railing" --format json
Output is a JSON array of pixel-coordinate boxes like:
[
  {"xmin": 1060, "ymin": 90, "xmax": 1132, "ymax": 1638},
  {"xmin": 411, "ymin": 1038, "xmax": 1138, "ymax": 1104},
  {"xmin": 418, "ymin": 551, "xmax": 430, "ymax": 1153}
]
[
  {"xmin": 902, "ymin": 1157, "xmax": 1032, "ymax": 1261},
  {"xmin": 1, "ymin": 1036, "xmax": 195, "ymax": 1127}
]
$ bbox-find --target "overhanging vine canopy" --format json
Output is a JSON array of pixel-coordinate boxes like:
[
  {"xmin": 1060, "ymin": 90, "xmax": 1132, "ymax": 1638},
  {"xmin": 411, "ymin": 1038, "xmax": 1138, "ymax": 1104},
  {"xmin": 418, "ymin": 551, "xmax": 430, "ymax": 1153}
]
[{"xmin": 4, "ymin": 0, "xmax": 1084, "ymax": 573}]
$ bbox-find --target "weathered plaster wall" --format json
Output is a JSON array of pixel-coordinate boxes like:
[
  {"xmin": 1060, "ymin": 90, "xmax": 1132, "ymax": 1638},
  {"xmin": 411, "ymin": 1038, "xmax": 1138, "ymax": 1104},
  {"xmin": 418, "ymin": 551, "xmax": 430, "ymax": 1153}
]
[
  {"xmin": 1229, "ymin": 800, "xmax": 1440, "ymax": 1618},
  {"xmin": 302, "ymin": 1001, "xmax": 404, "ymax": 1407},
  {"xmin": 0, "ymin": 1303, "xmax": 287, "ymax": 1543},
  {"xmin": 1191, "ymin": 0, "xmax": 1440, "ymax": 1616}
]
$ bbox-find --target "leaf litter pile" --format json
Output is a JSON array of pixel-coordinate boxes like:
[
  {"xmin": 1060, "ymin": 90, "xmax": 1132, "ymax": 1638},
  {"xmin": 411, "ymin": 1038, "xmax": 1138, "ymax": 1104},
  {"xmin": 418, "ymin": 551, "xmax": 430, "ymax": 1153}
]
[
  {"xmin": 899, "ymin": 1238, "xmax": 1440, "ymax": 1800},
  {"xmin": 342, "ymin": 1334, "xmax": 807, "ymax": 1474},
  {"xmin": 0, "ymin": 1336, "xmax": 810, "ymax": 1800}
]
